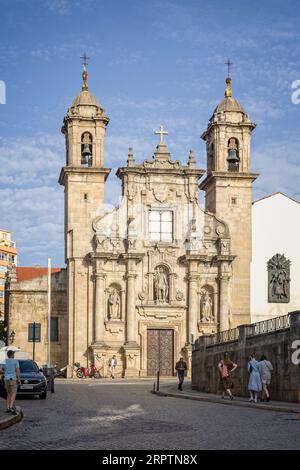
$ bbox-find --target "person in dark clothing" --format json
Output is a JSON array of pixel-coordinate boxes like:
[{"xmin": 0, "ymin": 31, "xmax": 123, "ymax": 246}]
[{"xmin": 175, "ymin": 357, "xmax": 187, "ymax": 391}]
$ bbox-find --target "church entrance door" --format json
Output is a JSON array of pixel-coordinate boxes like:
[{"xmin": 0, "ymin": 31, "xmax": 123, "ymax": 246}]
[{"xmin": 147, "ymin": 329, "xmax": 174, "ymax": 376}]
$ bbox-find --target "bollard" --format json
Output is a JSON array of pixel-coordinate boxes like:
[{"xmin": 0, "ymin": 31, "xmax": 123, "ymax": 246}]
[{"xmin": 156, "ymin": 370, "xmax": 160, "ymax": 392}]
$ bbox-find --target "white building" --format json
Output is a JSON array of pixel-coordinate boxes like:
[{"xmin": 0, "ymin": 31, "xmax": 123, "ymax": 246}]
[{"xmin": 251, "ymin": 192, "xmax": 300, "ymax": 323}]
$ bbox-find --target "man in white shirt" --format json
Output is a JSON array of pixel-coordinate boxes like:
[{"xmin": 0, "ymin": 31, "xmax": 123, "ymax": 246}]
[{"xmin": 109, "ymin": 355, "xmax": 117, "ymax": 379}]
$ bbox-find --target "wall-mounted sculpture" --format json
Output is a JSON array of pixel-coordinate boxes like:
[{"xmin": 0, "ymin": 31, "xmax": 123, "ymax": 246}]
[
  {"xmin": 153, "ymin": 266, "xmax": 169, "ymax": 304},
  {"xmin": 267, "ymin": 253, "xmax": 290, "ymax": 303},
  {"xmin": 108, "ymin": 287, "xmax": 121, "ymax": 319},
  {"xmin": 199, "ymin": 289, "xmax": 214, "ymax": 323}
]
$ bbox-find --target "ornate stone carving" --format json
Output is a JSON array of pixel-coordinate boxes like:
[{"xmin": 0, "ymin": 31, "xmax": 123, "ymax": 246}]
[
  {"xmin": 267, "ymin": 254, "xmax": 290, "ymax": 303},
  {"xmin": 108, "ymin": 287, "xmax": 121, "ymax": 319},
  {"xmin": 175, "ymin": 289, "xmax": 184, "ymax": 301},
  {"xmin": 199, "ymin": 290, "xmax": 214, "ymax": 323},
  {"xmin": 153, "ymin": 187, "xmax": 169, "ymax": 202},
  {"xmin": 138, "ymin": 291, "xmax": 146, "ymax": 301},
  {"xmin": 154, "ymin": 266, "xmax": 169, "ymax": 303}
]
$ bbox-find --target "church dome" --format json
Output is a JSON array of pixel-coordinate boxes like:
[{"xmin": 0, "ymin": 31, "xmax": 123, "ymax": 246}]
[
  {"xmin": 213, "ymin": 96, "xmax": 245, "ymax": 114},
  {"xmin": 71, "ymin": 90, "xmax": 101, "ymax": 108}
]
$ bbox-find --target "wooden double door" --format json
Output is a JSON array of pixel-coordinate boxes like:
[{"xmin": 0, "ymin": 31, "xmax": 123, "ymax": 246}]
[{"xmin": 147, "ymin": 329, "xmax": 174, "ymax": 376}]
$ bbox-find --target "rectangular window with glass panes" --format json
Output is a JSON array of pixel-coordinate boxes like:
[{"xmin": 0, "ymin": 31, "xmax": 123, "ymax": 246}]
[{"xmin": 149, "ymin": 210, "xmax": 173, "ymax": 243}]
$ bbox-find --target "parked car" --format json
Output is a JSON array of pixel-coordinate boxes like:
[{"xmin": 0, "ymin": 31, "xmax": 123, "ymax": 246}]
[{"xmin": 0, "ymin": 359, "xmax": 48, "ymax": 399}]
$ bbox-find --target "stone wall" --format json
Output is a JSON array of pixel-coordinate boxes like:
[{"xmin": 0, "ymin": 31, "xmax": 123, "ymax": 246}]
[
  {"xmin": 5, "ymin": 270, "xmax": 67, "ymax": 368},
  {"xmin": 192, "ymin": 311, "xmax": 300, "ymax": 402}
]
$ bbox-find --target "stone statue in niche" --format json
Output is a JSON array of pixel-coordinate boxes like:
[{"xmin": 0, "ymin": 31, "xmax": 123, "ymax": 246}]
[
  {"xmin": 154, "ymin": 266, "xmax": 169, "ymax": 303},
  {"xmin": 200, "ymin": 290, "xmax": 213, "ymax": 322},
  {"xmin": 108, "ymin": 288, "xmax": 121, "ymax": 319},
  {"xmin": 268, "ymin": 254, "xmax": 290, "ymax": 303}
]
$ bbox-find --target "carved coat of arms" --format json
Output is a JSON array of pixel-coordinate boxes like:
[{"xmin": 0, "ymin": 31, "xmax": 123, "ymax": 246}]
[{"xmin": 267, "ymin": 253, "xmax": 290, "ymax": 303}]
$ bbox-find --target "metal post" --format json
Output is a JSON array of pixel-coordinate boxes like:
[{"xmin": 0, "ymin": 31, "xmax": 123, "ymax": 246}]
[
  {"xmin": 156, "ymin": 370, "xmax": 160, "ymax": 392},
  {"xmin": 47, "ymin": 257, "xmax": 51, "ymax": 367}
]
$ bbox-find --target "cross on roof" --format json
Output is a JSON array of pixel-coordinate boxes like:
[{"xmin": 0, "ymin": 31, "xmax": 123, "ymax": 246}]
[
  {"xmin": 225, "ymin": 58, "xmax": 233, "ymax": 77},
  {"xmin": 80, "ymin": 52, "xmax": 90, "ymax": 70},
  {"xmin": 154, "ymin": 125, "xmax": 168, "ymax": 144}
]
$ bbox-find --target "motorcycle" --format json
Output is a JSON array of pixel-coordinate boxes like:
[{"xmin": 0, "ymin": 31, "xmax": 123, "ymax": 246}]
[
  {"xmin": 53, "ymin": 363, "xmax": 67, "ymax": 378},
  {"xmin": 74, "ymin": 362, "xmax": 100, "ymax": 379}
]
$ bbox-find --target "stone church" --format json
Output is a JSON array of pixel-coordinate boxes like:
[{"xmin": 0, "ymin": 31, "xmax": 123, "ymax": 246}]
[{"xmin": 6, "ymin": 67, "xmax": 258, "ymax": 378}]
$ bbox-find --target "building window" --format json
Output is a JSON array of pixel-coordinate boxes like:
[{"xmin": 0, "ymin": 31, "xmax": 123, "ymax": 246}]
[
  {"xmin": 28, "ymin": 323, "xmax": 41, "ymax": 342},
  {"xmin": 0, "ymin": 253, "xmax": 8, "ymax": 261},
  {"xmin": 50, "ymin": 317, "xmax": 59, "ymax": 342},
  {"xmin": 0, "ymin": 279, "xmax": 5, "ymax": 285},
  {"xmin": 0, "ymin": 291, "xmax": 4, "ymax": 298},
  {"xmin": 149, "ymin": 210, "xmax": 173, "ymax": 243},
  {"xmin": 0, "ymin": 266, "xmax": 7, "ymax": 273}
]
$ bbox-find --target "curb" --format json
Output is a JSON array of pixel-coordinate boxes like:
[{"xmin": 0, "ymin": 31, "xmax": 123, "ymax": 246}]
[
  {"xmin": 0, "ymin": 407, "xmax": 23, "ymax": 430},
  {"xmin": 153, "ymin": 390, "xmax": 299, "ymax": 415}
]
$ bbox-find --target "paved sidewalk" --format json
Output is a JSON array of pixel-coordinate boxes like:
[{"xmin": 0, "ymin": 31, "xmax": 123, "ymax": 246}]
[
  {"xmin": 155, "ymin": 380, "xmax": 300, "ymax": 415},
  {"xmin": 0, "ymin": 406, "xmax": 23, "ymax": 430}
]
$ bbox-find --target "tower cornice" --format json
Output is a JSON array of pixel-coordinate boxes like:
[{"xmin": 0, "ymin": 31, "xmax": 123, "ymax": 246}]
[
  {"xmin": 199, "ymin": 171, "xmax": 259, "ymax": 190},
  {"xmin": 58, "ymin": 166, "xmax": 111, "ymax": 186}
]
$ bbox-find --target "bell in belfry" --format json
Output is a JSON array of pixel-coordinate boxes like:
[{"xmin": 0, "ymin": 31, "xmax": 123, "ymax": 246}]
[
  {"xmin": 81, "ymin": 143, "xmax": 92, "ymax": 165},
  {"xmin": 227, "ymin": 148, "xmax": 239, "ymax": 163}
]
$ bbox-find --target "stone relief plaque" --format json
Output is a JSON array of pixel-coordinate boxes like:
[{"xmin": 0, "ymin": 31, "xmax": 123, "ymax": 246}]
[{"xmin": 267, "ymin": 253, "xmax": 290, "ymax": 303}]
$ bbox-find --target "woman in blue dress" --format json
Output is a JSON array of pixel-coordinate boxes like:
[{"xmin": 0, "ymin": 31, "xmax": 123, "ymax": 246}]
[{"xmin": 248, "ymin": 354, "xmax": 262, "ymax": 403}]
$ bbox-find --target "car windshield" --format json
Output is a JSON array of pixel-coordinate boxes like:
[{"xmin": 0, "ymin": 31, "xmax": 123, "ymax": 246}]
[{"xmin": 19, "ymin": 360, "xmax": 39, "ymax": 373}]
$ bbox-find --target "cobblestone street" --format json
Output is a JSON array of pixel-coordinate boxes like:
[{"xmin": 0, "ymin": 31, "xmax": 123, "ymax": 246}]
[{"xmin": 1, "ymin": 380, "xmax": 299, "ymax": 450}]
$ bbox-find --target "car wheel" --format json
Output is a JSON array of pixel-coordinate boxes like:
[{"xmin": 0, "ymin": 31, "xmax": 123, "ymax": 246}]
[
  {"xmin": 94, "ymin": 371, "xmax": 100, "ymax": 379},
  {"xmin": 40, "ymin": 390, "xmax": 47, "ymax": 399}
]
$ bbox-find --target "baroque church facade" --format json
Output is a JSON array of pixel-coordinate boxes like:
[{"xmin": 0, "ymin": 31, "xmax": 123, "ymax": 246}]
[
  {"xmin": 57, "ymin": 68, "xmax": 257, "ymax": 378},
  {"xmin": 5, "ymin": 67, "xmax": 259, "ymax": 378}
]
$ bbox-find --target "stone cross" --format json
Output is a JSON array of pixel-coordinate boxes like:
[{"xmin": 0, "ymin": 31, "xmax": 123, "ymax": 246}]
[{"xmin": 154, "ymin": 125, "xmax": 168, "ymax": 144}]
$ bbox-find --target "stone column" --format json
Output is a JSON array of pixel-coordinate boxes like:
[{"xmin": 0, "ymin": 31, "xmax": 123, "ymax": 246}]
[
  {"xmin": 95, "ymin": 273, "xmax": 106, "ymax": 342},
  {"xmin": 188, "ymin": 260, "xmax": 199, "ymax": 343},
  {"xmin": 125, "ymin": 272, "xmax": 138, "ymax": 344},
  {"xmin": 218, "ymin": 274, "xmax": 230, "ymax": 331}
]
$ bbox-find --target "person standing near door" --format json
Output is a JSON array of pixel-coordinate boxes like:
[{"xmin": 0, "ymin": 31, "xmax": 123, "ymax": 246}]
[{"xmin": 175, "ymin": 357, "xmax": 187, "ymax": 391}]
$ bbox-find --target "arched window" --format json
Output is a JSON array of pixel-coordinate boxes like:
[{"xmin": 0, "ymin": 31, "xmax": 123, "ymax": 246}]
[
  {"xmin": 227, "ymin": 138, "xmax": 239, "ymax": 172},
  {"xmin": 81, "ymin": 132, "xmax": 93, "ymax": 167}
]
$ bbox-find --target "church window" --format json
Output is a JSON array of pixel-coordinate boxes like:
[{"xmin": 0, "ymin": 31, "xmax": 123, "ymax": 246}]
[
  {"xmin": 81, "ymin": 132, "xmax": 93, "ymax": 167},
  {"xmin": 51, "ymin": 317, "xmax": 59, "ymax": 342},
  {"xmin": 149, "ymin": 210, "xmax": 173, "ymax": 243}
]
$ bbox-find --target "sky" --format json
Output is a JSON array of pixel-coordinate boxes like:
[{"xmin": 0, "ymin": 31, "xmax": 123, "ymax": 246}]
[{"xmin": 0, "ymin": 0, "xmax": 300, "ymax": 267}]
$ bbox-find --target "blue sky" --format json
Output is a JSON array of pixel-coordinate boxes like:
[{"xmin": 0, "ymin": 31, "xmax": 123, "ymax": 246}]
[{"xmin": 0, "ymin": 0, "xmax": 300, "ymax": 266}]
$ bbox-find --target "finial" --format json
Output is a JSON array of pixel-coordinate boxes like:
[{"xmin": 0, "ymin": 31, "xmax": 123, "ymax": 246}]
[
  {"xmin": 80, "ymin": 52, "xmax": 90, "ymax": 91},
  {"xmin": 154, "ymin": 125, "xmax": 168, "ymax": 144},
  {"xmin": 188, "ymin": 149, "xmax": 196, "ymax": 167},
  {"xmin": 127, "ymin": 146, "xmax": 135, "ymax": 166},
  {"xmin": 224, "ymin": 58, "xmax": 233, "ymax": 97}
]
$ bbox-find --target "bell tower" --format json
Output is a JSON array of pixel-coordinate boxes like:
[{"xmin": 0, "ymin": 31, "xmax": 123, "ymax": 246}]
[
  {"xmin": 200, "ymin": 71, "xmax": 259, "ymax": 329},
  {"xmin": 59, "ymin": 57, "xmax": 110, "ymax": 373}
]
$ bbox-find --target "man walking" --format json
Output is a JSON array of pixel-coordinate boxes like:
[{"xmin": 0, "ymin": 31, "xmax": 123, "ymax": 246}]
[
  {"xmin": 108, "ymin": 355, "xmax": 117, "ymax": 379},
  {"xmin": 175, "ymin": 357, "xmax": 187, "ymax": 391},
  {"xmin": 0, "ymin": 350, "xmax": 21, "ymax": 414}
]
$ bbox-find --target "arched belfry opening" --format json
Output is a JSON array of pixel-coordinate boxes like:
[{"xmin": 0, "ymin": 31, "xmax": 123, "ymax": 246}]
[
  {"xmin": 227, "ymin": 137, "xmax": 239, "ymax": 172},
  {"xmin": 81, "ymin": 132, "xmax": 93, "ymax": 167}
]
